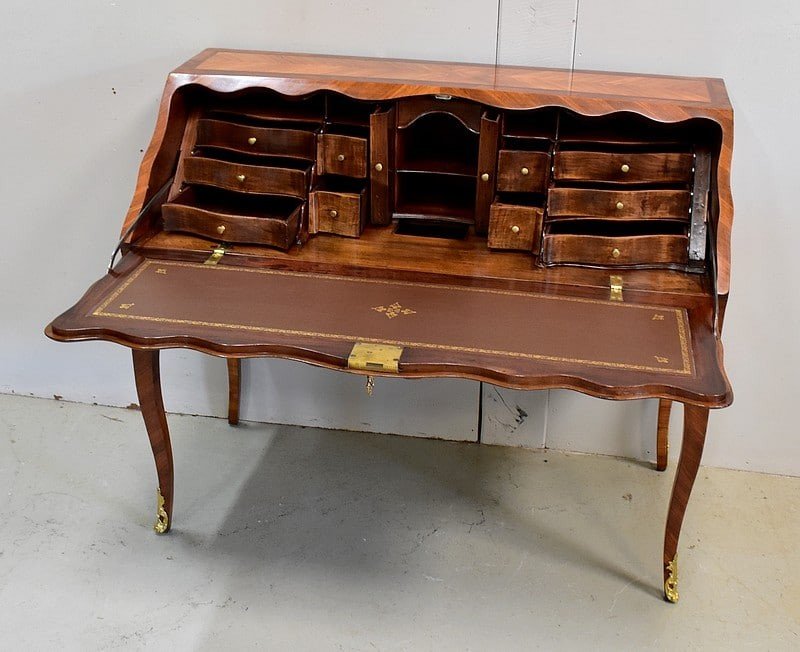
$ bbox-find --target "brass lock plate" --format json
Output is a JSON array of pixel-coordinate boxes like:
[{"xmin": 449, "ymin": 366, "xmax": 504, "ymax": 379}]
[{"xmin": 347, "ymin": 342, "xmax": 403, "ymax": 372}]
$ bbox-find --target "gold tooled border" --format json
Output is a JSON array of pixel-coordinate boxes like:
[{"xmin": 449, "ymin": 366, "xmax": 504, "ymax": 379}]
[{"xmin": 93, "ymin": 259, "xmax": 694, "ymax": 376}]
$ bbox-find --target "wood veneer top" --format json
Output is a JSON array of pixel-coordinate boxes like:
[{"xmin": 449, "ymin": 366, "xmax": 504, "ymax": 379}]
[{"xmin": 176, "ymin": 49, "xmax": 731, "ymax": 110}]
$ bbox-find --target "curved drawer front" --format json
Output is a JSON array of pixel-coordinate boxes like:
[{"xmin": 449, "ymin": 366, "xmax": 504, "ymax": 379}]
[
  {"xmin": 554, "ymin": 151, "xmax": 693, "ymax": 184},
  {"xmin": 162, "ymin": 193, "xmax": 302, "ymax": 249},
  {"xmin": 543, "ymin": 233, "xmax": 689, "ymax": 267},
  {"xmin": 183, "ymin": 156, "xmax": 309, "ymax": 197},
  {"xmin": 497, "ymin": 151, "xmax": 550, "ymax": 193},
  {"xmin": 195, "ymin": 119, "xmax": 317, "ymax": 159},
  {"xmin": 547, "ymin": 188, "xmax": 690, "ymax": 220}
]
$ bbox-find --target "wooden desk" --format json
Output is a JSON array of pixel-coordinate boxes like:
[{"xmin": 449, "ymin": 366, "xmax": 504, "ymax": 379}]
[{"xmin": 47, "ymin": 49, "xmax": 734, "ymax": 603}]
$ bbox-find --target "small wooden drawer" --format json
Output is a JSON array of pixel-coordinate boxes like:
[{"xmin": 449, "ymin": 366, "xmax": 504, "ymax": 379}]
[
  {"xmin": 496, "ymin": 151, "xmax": 550, "ymax": 193},
  {"xmin": 309, "ymin": 187, "xmax": 367, "ymax": 237},
  {"xmin": 317, "ymin": 133, "xmax": 368, "ymax": 178},
  {"xmin": 488, "ymin": 202, "xmax": 543, "ymax": 252},
  {"xmin": 183, "ymin": 156, "xmax": 310, "ymax": 198},
  {"xmin": 553, "ymin": 151, "xmax": 693, "ymax": 184},
  {"xmin": 162, "ymin": 188, "xmax": 303, "ymax": 250},
  {"xmin": 542, "ymin": 233, "xmax": 689, "ymax": 267},
  {"xmin": 195, "ymin": 119, "xmax": 317, "ymax": 159},
  {"xmin": 547, "ymin": 188, "xmax": 691, "ymax": 220}
]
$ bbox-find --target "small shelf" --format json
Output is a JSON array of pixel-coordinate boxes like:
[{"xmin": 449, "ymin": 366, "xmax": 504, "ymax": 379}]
[
  {"xmin": 394, "ymin": 173, "xmax": 476, "ymax": 223},
  {"xmin": 208, "ymin": 90, "xmax": 325, "ymax": 125},
  {"xmin": 396, "ymin": 112, "xmax": 479, "ymax": 177},
  {"xmin": 396, "ymin": 158, "xmax": 476, "ymax": 177},
  {"xmin": 502, "ymin": 108, "xmax": 558, "ymax": 141}
]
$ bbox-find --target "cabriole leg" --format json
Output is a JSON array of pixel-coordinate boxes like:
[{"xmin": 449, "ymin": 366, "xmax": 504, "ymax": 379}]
[
  {"xmin": 132, "ymin": 349, "xmax": 174, "ymax": 534},
  {"xmin": 656, "ymin": 399, "xmax": 672, "ymax": 472},
  {"xmin": 662, "ymin": 403, "xmax": 709, "ymax": 602},
  {"xmin": 227, "ymin": 358, "xmax": 242, "ymax": 426}
]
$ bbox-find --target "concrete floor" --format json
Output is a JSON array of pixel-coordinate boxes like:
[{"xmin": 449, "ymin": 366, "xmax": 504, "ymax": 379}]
[{"xmin": 0, "ymin": 394, "xmax": 797, "ymax": 650}]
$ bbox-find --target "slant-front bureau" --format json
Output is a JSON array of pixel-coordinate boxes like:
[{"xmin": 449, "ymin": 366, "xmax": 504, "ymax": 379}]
[{"xmin": 46, "ymin": 49, "xmax": 735, "ymax": 603}]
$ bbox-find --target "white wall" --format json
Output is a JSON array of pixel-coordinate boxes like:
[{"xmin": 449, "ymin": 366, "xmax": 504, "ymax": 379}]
[{"xmin": 1, "ymin": 1, "xmax": 798, "ymax": 476}]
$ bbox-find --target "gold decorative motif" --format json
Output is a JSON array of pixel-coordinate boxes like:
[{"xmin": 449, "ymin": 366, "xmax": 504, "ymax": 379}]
[
  {"xmin": 155, "ymin": 268, "xmax": 167, "ymax": 275},
  {"xmin": 664, "ymin": 556, "xmax": 679, "ymax": 603},
  {"xmin": 154, "ymin": 487, "xmax": 169, "ymax": 534},
  {"xmin": 119, "ymin": 303, "xmax": 135, "ymax": 310},
  {"xmin": 372, "ymin": 302, "xmax": 417, "ymax": 319},
  {"xmin": 365, "ymin": 375, "xmax": 375, "ymax": 396},
  {"xmin": 655, "ymin": 356, "xmax": 670, "ymax": 364},
  {"xmin": 247, "ymin": 137, "xmax": 257, "ymax": 145},
  {"xmin": 652, "ymin": 313, "xmax": 665, "ymax": 321}
]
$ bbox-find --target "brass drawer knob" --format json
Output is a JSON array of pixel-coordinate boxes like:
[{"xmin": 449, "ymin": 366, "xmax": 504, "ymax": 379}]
[
  {"xmin": 248, "ymin": 137, "xmax": 257, "ymax": 146},
  {"xmin": 374, "ymin": 162, "xmax": 383, "ymax": 172},
  {"xmin": 481, "ymin": 172, "xmax": 490, "ymax": 182},
  {"xmin": 612, "ymin": 248, "xmax": 621, "ymax": 258},
  {"xmin": 511, "ymin": 225, "xmax": 520, "ymax": 234},
  {"xmin": 616, "ymin": 201, "xmax": 624, "ymax": 210},
  {"xmin": 620, "ymin": 163, "xmax": 630, "ymax": 173},
  {"xmin": 337, "ymin": 154, "xmax": 346, "ymax": 162},
  {"xmin": 236, "ymin": 174, "xmax": 246, "ymax": 183},
  {"xmin": 329, "ymin": 209, "xmax": 338, "ymax": 218},
  {"xmin": 217, "ymin": 225, "xmax": 226, "ymax": 235},
  {"xmin": 520, "ymin": 166, "xmax": 530, "ymax": 176}
]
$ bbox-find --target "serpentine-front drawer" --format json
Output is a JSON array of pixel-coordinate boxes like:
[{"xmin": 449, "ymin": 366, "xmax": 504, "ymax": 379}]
[
  {"xmin": 553, "ymin": 151, "xmax": 694, "ymax": 184},
  {"xmin": 542, "ymin": 232, "xmax": 689, "ymax": 267},
  {"xmin": 183, "ymin": 156, "xmax": 310, "ymax": 197},
  {"xmin": 161, "ymin": 188, "xmax": 303, "ymax": 249},
  {"xmin": 547, "ymin": 188, "xmax": 691, "ymax": 220},
  {"xmin": 195, "ymin": 119, "xmax": 317, "ymax": 159}
]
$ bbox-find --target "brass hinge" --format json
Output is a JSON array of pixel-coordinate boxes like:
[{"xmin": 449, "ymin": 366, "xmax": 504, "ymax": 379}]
[
  {"xmin": 204, "ymin": 245, "xmax": 226, "ymax": 266},
  {"xmin": 610, "ymin": 275, "xmax": 623, "ymax": 302},
  {"xmin": 347, "ymin": 342, "xmax": 403, "ymax": 373}
]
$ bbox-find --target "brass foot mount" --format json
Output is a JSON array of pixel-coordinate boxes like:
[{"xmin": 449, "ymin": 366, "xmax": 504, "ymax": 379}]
[
  {"xmin": 664, "ymin": 556, "xmax": 679, "ymax": 603},
  {"xmin": 154, "ymin": 487, "xmax": 170, "ymax": 534}
]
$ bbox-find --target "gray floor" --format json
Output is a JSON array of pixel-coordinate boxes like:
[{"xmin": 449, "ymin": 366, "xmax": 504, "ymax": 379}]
[{"xmin": 0, "ymin": 394, "xmax": 797, "ymax": 651}]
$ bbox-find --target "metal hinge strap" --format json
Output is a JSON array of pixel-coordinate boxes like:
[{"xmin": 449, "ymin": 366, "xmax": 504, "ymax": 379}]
[
  {"xmin": 204, "ymin": 245, "xmax": 226, "ymax": 266},
  {"xmin": 610, "ymin": 275, "xmax": 623, "ymax": 302}
]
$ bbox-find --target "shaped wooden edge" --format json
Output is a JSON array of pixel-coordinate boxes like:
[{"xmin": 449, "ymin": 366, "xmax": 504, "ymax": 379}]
[
  {"xmin": 45, "ymin": 260, "xmax": 733, "ymax": 409},
  {"xmin": 121, "ymin": 52, "xmax": 734, "ymax": 295}
]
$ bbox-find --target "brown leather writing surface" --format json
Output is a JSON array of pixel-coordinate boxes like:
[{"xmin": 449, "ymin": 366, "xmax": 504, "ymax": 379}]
[{"xmin": 87, "ymin": 258, "xmax": 691, "ymax": 376}]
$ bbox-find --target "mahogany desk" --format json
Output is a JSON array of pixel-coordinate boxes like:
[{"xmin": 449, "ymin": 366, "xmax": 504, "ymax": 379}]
[{"xmin": 46, "ymin": 49, "xmax": 734, "ymax": 603}]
